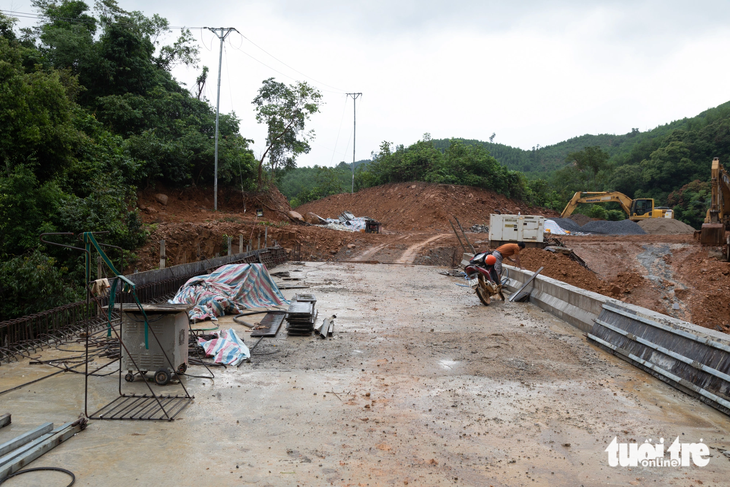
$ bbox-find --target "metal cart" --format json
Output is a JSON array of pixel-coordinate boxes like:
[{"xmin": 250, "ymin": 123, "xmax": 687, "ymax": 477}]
[{"xmin": 120, "ymin": 303, "xmax": 190, "ymax": 385}]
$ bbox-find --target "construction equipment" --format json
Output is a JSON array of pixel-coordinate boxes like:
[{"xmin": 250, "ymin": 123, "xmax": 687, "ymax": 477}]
[
  {"xmin": 489, "ymin": 214, "xmax": 545, "ymax": 248},
  {"xmin": 700, "ymin": 157, "xmax": 730, "ymax": 246},
  {"xmin": 119, "ymin": 304, "xmax": 191, "ymax": 385},
  {"xmin": 560, "ymin": 191, "xmax": 673, "ymax": 221}
]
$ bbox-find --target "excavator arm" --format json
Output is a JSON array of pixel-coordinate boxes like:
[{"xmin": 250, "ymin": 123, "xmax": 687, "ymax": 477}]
[
  {"xmin": 560, "ymin": 192, "xmax": 634, "ymax": 218},
  {"xmin": 700, "ymin": 157, "xmax": 730, "ymax": 245}
]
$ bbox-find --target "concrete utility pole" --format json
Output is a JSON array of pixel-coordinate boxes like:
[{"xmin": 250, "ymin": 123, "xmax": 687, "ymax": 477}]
[
  {"xmin": 207, "ymin": 27, "xmax": 237, "ymax": 211},
  {"xmin": 346, "ymin": 93, "xmax": 362, "ymax": 194}
]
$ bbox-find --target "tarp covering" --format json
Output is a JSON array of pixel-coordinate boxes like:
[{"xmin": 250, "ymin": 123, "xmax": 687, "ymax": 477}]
[
  {"xmin": 324, "ymin": 217, "xmax": 370, "ymax": 232},
  {"xmin": 170, "ymin": 263, "xmax": 287, "ymax": 321},
  {"xmin": 197, "ymin": 328, "xmax": 250, "ymax": 366},
  {"xmin": 543, "ymin": 219, "xmax": 568, "ymax": 235}
]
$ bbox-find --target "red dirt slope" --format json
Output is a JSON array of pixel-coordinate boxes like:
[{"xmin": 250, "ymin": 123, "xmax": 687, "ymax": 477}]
[{"xmin": 297, "ymin": 182, "xmax": 558, "ymax": 233}]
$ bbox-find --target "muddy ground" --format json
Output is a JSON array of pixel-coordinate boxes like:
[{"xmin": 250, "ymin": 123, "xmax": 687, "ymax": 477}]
[{"xmin": 2, "ymin": 262, "xmax": 730, "ymax": 486}]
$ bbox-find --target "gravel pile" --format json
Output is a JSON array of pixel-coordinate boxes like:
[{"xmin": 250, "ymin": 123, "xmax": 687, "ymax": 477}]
[
  {"xmin": 580, "ymin": 219, "xmax": 646, "ymax": 235},
  {"xmin": 638, "ymin": 218, "xmax": 695, "ymax": 235},
  {"xmin": 548, "ymin": 217, "xmax": 647, "ymax": 235},
  {"xmin": 547, "ymin": 218, "xmax": 584, "ymax": 233},
  {"xmin": 569, "ymin": 214, "xmax": 592, "ymax": 226}
]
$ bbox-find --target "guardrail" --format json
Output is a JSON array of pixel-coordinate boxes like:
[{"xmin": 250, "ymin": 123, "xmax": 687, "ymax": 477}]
[{"xmin": 0, "ymin": 247, "xmax": 288, "ymax": 362}]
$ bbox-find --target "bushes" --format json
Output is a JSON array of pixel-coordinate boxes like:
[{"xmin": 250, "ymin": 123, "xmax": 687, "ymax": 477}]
[
  {"xmin": 359, "ymin": 138, "xmax": 530, "ymax": 200},
  {"xmin": 0, "ymin": 250, "xmax": 80, "ymax": 321}
]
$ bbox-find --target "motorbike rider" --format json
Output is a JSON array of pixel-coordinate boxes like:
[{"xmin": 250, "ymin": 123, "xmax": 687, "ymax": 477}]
[{"xmin": 492, "ymin": 242, "xmax": 525, "ymax": 280}]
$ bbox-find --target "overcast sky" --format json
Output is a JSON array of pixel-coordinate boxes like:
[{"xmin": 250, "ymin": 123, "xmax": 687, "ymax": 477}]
[{"xmin": 5, "ymin": 0, "xmax": 730, "ymax": 167}]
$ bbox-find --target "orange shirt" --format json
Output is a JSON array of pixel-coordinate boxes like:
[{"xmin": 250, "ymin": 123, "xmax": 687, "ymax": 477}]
[{"xmin": 495, "ymin": 243, "xmax": 521, "ymax": 258}]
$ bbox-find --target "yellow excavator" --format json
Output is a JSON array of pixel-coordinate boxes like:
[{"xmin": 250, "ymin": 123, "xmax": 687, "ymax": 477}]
[
  {"xmin": 699, "ymin": 157, "xmax": 730, "ymax": 247},
  {"xmin": 560, "ymin": 191, "xmax": 673, "ymax": 221}
]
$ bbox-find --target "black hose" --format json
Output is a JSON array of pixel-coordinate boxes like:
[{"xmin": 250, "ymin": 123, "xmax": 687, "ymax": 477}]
[{"xmin": 0, "ymin": 467, "xmax": 75, "ymax": 486}]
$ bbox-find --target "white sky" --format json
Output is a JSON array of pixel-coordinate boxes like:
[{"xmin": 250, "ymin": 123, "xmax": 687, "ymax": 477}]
[{"xmin": 5, "ymin": 0, "xmax": 730, "ymax": 167}]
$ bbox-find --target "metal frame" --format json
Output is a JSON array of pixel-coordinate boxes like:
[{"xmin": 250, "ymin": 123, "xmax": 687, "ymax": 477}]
[
  {"xmin": 41, "ymin": 232, "xmax": 193, "ymax": 421},
  {"xmin": 509, "ymin": 267, "xmax": 544, "ymax": 302}
]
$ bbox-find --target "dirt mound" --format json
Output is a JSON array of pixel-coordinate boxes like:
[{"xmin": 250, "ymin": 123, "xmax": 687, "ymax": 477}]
[
  {"xmin": 297, "ymin": 182, "xmax": 559, "ymax": 233},
  {"xmin": 519, "ymin": 248, "xmax": 645, "ymax": 299},
  {"xmin": 137, "ymin": 184, "xmax": 292, "ymax": 225},
  {"xmin": 638, "ymin": 218, "xmax": 696, "ymax": 234},
  {"xmin": 672, "ymin": 248, "xmax": 730, "ymax": 331}
]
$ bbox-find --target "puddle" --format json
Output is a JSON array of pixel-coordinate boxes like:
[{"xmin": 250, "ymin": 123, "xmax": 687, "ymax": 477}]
[{"xmin": 439, "ymin": 359, "xmax": 459, "ymax": 369}]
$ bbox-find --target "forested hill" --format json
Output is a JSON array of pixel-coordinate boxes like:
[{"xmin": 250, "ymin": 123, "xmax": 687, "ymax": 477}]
[
  {"xmin": 431, "ymin": 100, "xmax": 730, "ymax": 177},
  {"xmin": 431, "ymin": 135, "xmax": 625, "ymax": 175}
]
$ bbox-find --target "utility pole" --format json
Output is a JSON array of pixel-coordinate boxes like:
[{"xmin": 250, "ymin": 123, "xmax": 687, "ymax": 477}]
[
  {"xmin": 346, "ymin": 93, "xmax": 362, "ymax": 194},
  {"xmin": 207, "ymin": 27, "xmax": 237, "ymax": 211}
]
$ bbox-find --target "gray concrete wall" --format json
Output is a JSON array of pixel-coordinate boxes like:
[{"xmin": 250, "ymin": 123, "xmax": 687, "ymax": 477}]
[
  {"xmin": 126, "ymin": 251, "xmax": 261, "ymax": 286},
  {"xmin": 502, "ymin": 265, "xmax": 730, "ymax": 346}
]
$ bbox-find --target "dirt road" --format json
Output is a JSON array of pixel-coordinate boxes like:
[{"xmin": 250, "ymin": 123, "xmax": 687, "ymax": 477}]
[
  {"xmin": 3, "ymin": 262, "xmax": 729, "ymax": 486},
  {"xmin": 348, "ymin": 233, "xmax": 453, "ymax": 264}
]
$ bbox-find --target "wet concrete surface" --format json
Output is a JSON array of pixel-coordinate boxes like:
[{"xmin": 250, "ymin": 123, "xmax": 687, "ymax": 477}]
[{"xmin": 1, "ymin": 262, "xmax": 730, "ymax": 486}]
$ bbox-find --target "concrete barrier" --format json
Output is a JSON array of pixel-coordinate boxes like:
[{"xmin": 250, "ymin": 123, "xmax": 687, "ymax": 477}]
[
  {"xmin": 502, "ymin": 265, "xmax": 730, "ymax": 416},
  {"xmin": 125, "ymin": 247, "xmax": 286, "ymax": 287}
]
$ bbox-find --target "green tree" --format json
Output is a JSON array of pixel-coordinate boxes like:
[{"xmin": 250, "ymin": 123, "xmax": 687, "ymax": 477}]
[
  {"xmin": 565, "ymin": 146, "xmax": 610, "ymax": 187},
  {"xmin": 0, "ymin": 250, "xmax": 80, "ymax": 320},
  {"xmin": 0, "ymin": 33, "xmax": 82, "ymax": 182},
  {"xmin": 252, "ymin": 78, "xmax": 323, "ymax": 187},
  {"xmin": 667, "ymin": 180, "xmax": 711, "ymax": 229}
]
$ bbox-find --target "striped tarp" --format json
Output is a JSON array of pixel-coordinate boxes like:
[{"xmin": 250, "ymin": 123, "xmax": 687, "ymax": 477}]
[
  {"xmin": 198, "ymin": 328, "xmax": 250, "ymax": 366},
  {"xmin": 170, "ymin": 263, "xmax": 287, "ymax": 321}
]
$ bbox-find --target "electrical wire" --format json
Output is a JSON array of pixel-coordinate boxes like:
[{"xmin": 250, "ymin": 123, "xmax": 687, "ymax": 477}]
[
  {"xmin": 329, "ymin": 94, "xmax": 350, "ymax": 166},
  {"xmin": 236, "ymin": 31, "xmax": 346, "ymax": 93},
  {"xmin": 224, "ymin": 43, "xmax": 234, "ymax": 111},
  {"xmin": 199, "ymin": 27, "xmax": 213, "ymax": 51},
  {"xmin": 226, "ymin": 40, "xmax": 345, "ymax": 95},
  {"xmin": 0, "ymin": 467, "xmax": 75, "ymax": 486}
]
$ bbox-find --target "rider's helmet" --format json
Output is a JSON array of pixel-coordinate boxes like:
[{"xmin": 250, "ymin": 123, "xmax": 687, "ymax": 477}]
[{"xmin": 485, "ymin": 254, "xmax": 497, "ymax": 265}]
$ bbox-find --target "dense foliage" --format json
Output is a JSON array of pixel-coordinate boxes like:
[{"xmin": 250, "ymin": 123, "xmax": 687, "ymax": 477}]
[
  {"xmin": 0, "ymin": 1, "xmax": 257, "ymax": 320},
  {"xmin": 355, "ymin": 136, "xmax": 561, "ymax": 209},
  {"xmin": 279, "ymin": 161, "xmax": 364, "ymax": 207}
]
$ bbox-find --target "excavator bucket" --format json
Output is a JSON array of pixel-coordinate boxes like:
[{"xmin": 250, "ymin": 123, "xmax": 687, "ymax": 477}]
[{"xmin": 700, "ymin": 222, "xmax": 725, "ymax": 246}]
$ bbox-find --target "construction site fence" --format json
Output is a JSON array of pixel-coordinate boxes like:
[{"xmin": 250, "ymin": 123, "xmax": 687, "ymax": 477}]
[{"xmin": 0, "ymin": 247, "xmax": 287, "ymax": 359}]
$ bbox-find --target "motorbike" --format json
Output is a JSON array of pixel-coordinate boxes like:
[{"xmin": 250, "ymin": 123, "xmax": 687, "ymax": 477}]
[{"xmin": 464, "ymin": 252, "xmax": 504, "ymax": 306}]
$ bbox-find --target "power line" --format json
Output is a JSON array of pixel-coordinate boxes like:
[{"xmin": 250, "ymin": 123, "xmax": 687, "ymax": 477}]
[
  {"xmin": 225, "ymin": 39, "xmax": 344, "ymax": 95},
  {"xmin": 235, "ymin": 31, "xmax": 346, "ymax": 93},
  {"xmin": 330, "ymin": 95, "xmax": 350, "ymax": 166}
]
